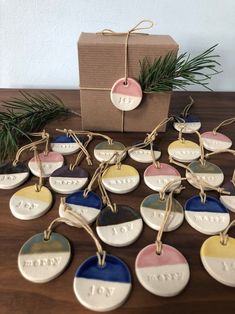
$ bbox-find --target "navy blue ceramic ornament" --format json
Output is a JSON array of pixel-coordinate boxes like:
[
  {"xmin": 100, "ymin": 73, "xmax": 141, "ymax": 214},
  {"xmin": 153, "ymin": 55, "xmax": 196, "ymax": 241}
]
[
  {"xmin": 59, "ymin": 190, "xmax": 103, "ymax": 225},
  {"xmin": 73, "ymin": 254, "xmax": 132, "ymax": 311},
  {"xmin": 184, "ymin": 195, "xmax": 230, "ymax": 235},
  {"xmin": 51, "ymin": 135, "xmax": 84, "ymax": 155}
]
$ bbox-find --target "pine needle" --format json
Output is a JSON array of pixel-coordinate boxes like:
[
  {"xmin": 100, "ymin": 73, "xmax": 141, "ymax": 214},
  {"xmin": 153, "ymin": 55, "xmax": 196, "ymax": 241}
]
[
  {"xmin": 0, "ymin": 92, "xmax": 74, "ymax": 163},
  {"xmin": 139, "ymin": 45, "xmax": 221, "ymax": 93}
]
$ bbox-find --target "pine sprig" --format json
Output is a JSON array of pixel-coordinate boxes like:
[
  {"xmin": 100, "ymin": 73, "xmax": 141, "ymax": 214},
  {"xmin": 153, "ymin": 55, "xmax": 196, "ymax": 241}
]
[
  {"xmin": 139, "ymin": 45, "xmax": 221, "ymax": 93},
  {"xmin": 0, "ymin": 92, "xmax": 73, "ymax": 163}
]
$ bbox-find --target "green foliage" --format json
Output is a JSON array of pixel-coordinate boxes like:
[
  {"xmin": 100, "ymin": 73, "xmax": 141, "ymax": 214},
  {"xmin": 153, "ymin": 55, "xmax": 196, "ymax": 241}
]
[
  {"xmin": 0, "ymin": 92, "xmax": 71, "ymax": 163},
  {"xmin": 139, "ymin": 45, "xmax": 221, "ymax": 93}
]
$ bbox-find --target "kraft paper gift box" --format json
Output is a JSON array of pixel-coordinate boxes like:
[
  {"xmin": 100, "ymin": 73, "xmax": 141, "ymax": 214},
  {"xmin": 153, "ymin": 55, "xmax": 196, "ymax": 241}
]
[{"xmin": 78, "ymin": 32, "xmax": 178, "ymax": 132}]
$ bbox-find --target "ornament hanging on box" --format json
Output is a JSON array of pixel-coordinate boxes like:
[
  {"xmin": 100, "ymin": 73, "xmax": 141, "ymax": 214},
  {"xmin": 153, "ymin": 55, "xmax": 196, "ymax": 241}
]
[
  {"xmin": 173, "ymin": 96, "xmax": 201, "ymax": 133},
  {"xmin": 201, "ymin": 117, "xmax": 235, "ymax": 151},
  {"xmin": 10, "ymin": 135, "xmax": 53, "ymax": 220},
  {"xmin": 135, "ymin": 185, "xmax": 190, "ymax": 297},
  {"xmin": 49, "ymin": 130, "xmax": 93, "ymax": 194}
]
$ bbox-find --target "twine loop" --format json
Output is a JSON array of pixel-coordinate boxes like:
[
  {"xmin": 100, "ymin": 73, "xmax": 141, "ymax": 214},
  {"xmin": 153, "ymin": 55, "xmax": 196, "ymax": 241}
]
[{"xmin": 220, "ymin": 220, "xmax": 235, "ymax": 246}]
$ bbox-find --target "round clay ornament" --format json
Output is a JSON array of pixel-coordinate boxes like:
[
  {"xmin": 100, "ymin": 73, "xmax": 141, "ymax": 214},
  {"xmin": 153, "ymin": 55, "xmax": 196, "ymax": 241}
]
[
  {"xmin": 184, "ymin": 195, "xmax": 230, "ymax": 235},
  {"xmin": 59, "ymin": 190, "xmax": 102, "ymax": 225},
  {"xmin": 49, "ymin": 165, "xmax": 89, "ymax": 194},
  {"xmin": 144, "ymin": 163, "xmax": 181, "ymax": 192},
  {"xmin": 140, "ymin": 194, "xmax": 184, "ymax": 231},
  {"xmin": 18, "ymin": 232, "xmax": 71, "ymax": 283},
  {"xmin": 50, "ymin": 135, "xmax": 82, "ymax": 155},
  {"xmin": 135, "ymin": 244, "xmax": 190, "ymax": 297},
  {"xmin": 28, "ymin": 151, "xmax": 64, "ymax": 178},
  {"xmin": 0, "ymin": 162, "xmax": 30, "ymax": 189},
  {"xmin": 10, "ymin": 185, "xmax": 53, "ymax": 220},
  {"xmin": 220, "ymin": 181, "xmax": 235, "ymax": 212},
  {"xmin": 173, "ymin": 115, "xmax": 201, "ymax": 133},
  {"xmin": 110, "ymin": 78, "xmax": 142, "ymax": 111},
  {"xmin": 96, "ymin": 205, "xmax": 143, "ymax": 247},
  {"xmin": 102, "ymin": 164, "xmax": 140, "ymax": 194},
  {"xmin": 128, "ymin": 142, "xmax": 161, "ymax": 163},
  {"xmin": 186, "ymin": 161, "xmax": 224, "ymax": 190},
  {"xmin": 168, "ymin": 140, "xmax": 201, "ymax": 163},
  {"xmin": 73, "ymin": 254, "xmax": 132, "ymax": 311},
  {"xmin": 94, "ymin": 141, "xmax": 126, "ymax": 164},
  {"xmin": 200, "ymin": 235, "xmax": 235, "ymax": 287},
  {"xmin": 201, "ymin": 131, "xmax": 232, "ymax": 151}
]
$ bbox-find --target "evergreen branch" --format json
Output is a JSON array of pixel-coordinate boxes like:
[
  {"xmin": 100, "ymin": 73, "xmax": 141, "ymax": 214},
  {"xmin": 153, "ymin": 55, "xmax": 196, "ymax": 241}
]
[
  {"xmin": 0, "ymin": 92, "xmax": 76, "ymax": 163},
  {"xmin": 139, "ymin": 44, "xmax": 222, "ymax": 93}
]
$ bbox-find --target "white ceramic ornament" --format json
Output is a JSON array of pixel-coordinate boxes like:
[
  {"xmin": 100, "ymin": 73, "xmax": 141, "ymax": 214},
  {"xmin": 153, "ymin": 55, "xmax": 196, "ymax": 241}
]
[
  {"xmin": 59, "ymin": 191, "xmax": 103, "ymax": 225},
  {"xmin": 49, "ymin": 165, "xmax": 89, "ymax": 194},
  {"xmin": 168, "ymin": 140, "xmax": 201, "ymax": 163},
  {"xmin": 74, "ymin": 254, "xmax": 132, "ymax": 311},
  {"xmin": 128, "ymin": 142, "xmax": 161, "ymax": 163},
  {"xmin": 96, "ymin": 205, "xmax": 143, "ymax": 247},
  {"xmin": 140, "ymin": 194, "xmax": 184, "ymax": 231},
  {"xmin": 186, "ymin": 161, "xmax": 224, "ymax": 190},
  {"xmin": 18, "ymin": 232, "xmax": 71, "ymax": 283},
  {"xmin": 50, "ymin": 134, "xmax": 82, "ymax": 155},
  {"xmin": 201, "ymin": 131, "xmax": 232, "ymax": 152},
  {"xmin": 0, "ymin": 162, "xmax": 30, "ymax": 189},
  {"xmin": 94, "ymin": 141, "xmax": 126, "ymax": 164},
  {"xmin": 102, "ymin": 164, "xmax": 140, "ymax": 194},
  {"xmin": 135, "ymin": 244, "xmax": 190, "ymax": 297},
  {"xmin": 110, "ymin": 78, "xmax": 142, "ymax": 111},
  {"xmin": 184, "ymin": 195, "xmax": 230, "ymax": 235},
  {"xmin": 10, "ymin": 185, "xmax": 53, "ymax": 220},
  {"xmin": 144, "ymin": 163, "xmax": 181, "ymax": 192},
  {"xmin": 28, "ymin": 151, "xmax": 64, "ymax": 178},
  {"xmin": 200, "ymin": 235, "xmax": 235, "ymax": 287}
]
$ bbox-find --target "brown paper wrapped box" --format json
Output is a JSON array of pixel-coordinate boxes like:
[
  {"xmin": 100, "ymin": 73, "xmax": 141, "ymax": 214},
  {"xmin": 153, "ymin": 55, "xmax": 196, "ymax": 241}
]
[{"xmin": 78, "ymin": 33, "xmax": 178, "ymax": 132}]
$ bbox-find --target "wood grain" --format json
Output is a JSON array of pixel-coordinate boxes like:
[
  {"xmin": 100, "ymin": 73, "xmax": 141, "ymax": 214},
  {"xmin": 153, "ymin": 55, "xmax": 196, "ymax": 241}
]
[{"xmin": 0, "ymin": 89, "xmax": 235, "ymax": 314}]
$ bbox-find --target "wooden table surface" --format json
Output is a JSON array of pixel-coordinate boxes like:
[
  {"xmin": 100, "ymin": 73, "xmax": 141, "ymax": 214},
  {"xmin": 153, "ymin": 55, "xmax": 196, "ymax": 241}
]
[{"xmin": 0, "ymin": 89, "xmax": 235, "ymax": 314}]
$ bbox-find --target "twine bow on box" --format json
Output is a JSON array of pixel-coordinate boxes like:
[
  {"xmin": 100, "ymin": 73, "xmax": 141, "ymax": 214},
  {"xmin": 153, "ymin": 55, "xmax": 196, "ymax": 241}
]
[{"xmin": 80, "ymin": 19, "xmax": 154, "ymax": 132}]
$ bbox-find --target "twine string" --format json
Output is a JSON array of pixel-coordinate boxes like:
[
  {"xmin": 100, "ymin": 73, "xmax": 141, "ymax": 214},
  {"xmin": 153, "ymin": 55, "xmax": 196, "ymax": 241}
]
[
  {"xmin": 181, "ymin": 96, "xmax": 194, "ymax": 117},
  {"xmin": 69, "ymin": 135, "xmax": 93, "ymax": 171},
  {"xmin": 205, "ymin": 149, "xmax": 235, "ymax": 159},
  {"xmin": 220, "ymin": 219, "xmax": 235, "ymax": 246},
  {"xmin": 30, "ymin": 146, "xmax": 44, "ymax": 192},
  {"xmin": 213, "ymin": 117, "xmax": 235, "ymax": 134}
]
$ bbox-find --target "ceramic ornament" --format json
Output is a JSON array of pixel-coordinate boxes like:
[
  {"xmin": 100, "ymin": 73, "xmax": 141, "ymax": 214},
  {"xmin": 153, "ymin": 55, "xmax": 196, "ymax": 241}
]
[
  {"xmin": 135, "ymin": 244, "xmax": 190, "ymax": 297},
  {"xmin": 96, "ymin": 205, "xmax": 143, "ymax": 247},
  {"xmin": 173, "ymin": 115, "xmax": 201, "ymax": 134},
  {"xmin": 10, "ymin": 185, "xmax": 53, "ymax": 220},
  {"xmin": 168, "ymin": 140, "xmax": 201, "ymax": 163},
  {"xmin": 144, "ymin": 163, "xmax": 181, "ymax": 192},
  {"xmin": 200, "ymin": 235, "xmax": 235, "ymax": 287},
  {"xmin": 140, "ymin": 194, "xmax": 184, "ymax": 231},
  {"xmin": 201, "ymin": 131, "xmax": 232, "ymax": 152},
  {"xmin": 18, "ymin": 232, "xmax": 71, "ymax": 283},
  {"xmin": 59, "ymin": 191, "xmax": 102, "ymax": 225},
  {"xmin": 94, "ymin": 141, "xmax": 126, "ymax": 164},
  {"xmin": 128, "ymin": 142, "xmax": 161, "ymax": 163},
  {"xmin": 184, "ymin": 196, "xmax": 230, "ymax": 235},
  {"xmin": 0, "ymin": 162, "xmax": 30, "ymax": 189},
  {"xmin": 50, "ymin": 134, "xmax": 83, "ymax": 155},
  {"xmin": 186, "ymin": 161, "xmax": 224, "ymax": 190},
  {"xmin": 110, "ymin": 77, "xmax": 142, "ymax": 111},
  {"xmin": 28, "ymin": 151, "xmax": 64, "ymax": 178},
  {"xmin": 220, "ymin": 181, "xmax": 235, "ymax": 212},
  {"xmin": 102, "ymin": 164, "xmax": 140, "ymax": 194},
  {"xmin": 49, "ymin": 165, "xmax": 89, "ymax": 194},
  {"xmin": 73, "ymin": 254, "xmax": 132, "ymax": 311}
]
